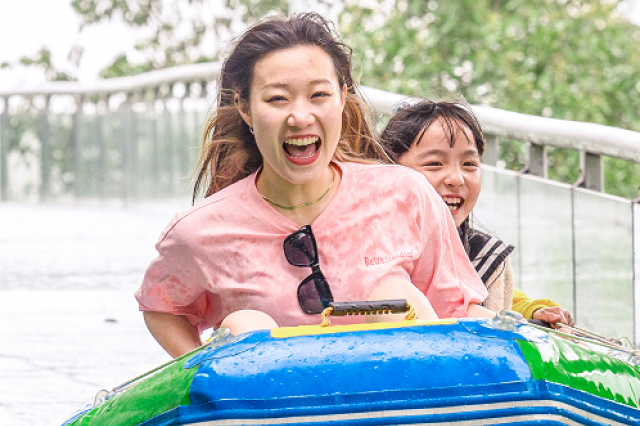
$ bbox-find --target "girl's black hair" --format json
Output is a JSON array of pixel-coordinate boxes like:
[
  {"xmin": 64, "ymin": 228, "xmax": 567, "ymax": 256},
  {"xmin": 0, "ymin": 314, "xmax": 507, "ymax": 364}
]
[{"xmin": 379, "ymin": 99, "xmax": 485, "ymax": 163}]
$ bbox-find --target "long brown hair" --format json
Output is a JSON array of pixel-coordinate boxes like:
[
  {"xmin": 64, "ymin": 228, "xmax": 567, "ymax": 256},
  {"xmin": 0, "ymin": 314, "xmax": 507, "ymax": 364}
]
[{"xmin": 192, "ymin": 12, "xmax": 388, "ymax": 203}]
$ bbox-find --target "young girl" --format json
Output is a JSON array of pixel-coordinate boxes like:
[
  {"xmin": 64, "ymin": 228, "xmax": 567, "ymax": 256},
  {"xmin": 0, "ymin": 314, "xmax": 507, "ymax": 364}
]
[
  {"xmin": 135, "ymin": 15, "xmax": 491, "ymax": 357},
  {"xmin": 379, "ymin": 99, "xmax": 574, "ymax": 328}
]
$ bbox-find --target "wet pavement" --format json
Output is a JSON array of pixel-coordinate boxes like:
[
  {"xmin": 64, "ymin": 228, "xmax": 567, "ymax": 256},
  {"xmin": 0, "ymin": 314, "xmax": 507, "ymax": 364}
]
[{"xmin": 0, "ymin": 200, "xmax": 189, "ymax": 426}]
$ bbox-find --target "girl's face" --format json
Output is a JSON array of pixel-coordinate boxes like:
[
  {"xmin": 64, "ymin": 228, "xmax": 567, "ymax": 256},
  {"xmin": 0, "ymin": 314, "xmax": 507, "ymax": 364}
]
[
  {"xmin": 398, "ymin": 119, "xmax": 482, "ymax": 227},
  {"xmin": 236, "ymin": 45, "xmax": 346, "ymax": 187}
]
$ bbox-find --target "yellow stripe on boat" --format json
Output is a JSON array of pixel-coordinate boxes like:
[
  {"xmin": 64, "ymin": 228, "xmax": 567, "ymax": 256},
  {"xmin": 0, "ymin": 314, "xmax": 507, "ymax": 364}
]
[{"xmin": 271, "ymin": 318, "xmax": 457, "ymax": 338}]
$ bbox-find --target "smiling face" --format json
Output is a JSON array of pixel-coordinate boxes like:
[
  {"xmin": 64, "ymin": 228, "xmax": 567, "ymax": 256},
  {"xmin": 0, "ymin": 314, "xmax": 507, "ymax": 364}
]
[
  {"xmin": 398, "ymin": 119, "xmax": 482, "ymax": 227},
  {"xmin": 235, "ymin": 44, "xmax": 346, "ymax": 189}
]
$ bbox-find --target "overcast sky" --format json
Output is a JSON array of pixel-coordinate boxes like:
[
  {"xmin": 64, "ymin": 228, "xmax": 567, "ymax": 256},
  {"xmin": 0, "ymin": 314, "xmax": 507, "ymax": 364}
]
[{"xmin": 0, "ymin": 0, "xmax": 135, "ymax": 89}]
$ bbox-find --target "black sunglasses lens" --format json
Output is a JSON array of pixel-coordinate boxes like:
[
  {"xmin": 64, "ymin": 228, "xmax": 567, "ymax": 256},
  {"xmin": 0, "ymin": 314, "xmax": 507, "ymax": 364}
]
[
  {"xmin": 284, "ymin": 230, "xmax": 317, "ymax": 266},
  {"xmin": 297, "ymin": 273, "xmax": 333, "ymax": 314}
]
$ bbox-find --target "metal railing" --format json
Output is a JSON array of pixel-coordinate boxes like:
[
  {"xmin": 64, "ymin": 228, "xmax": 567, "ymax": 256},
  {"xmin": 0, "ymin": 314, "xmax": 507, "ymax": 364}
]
[
  {"xmin": 362, "ymin": 86, "xmax": 640, "ymax": 193},
  {"xmin": 2, "ymin": 63, "xmax": 640, "ymax": 201},
  {"xmin": 1, "ymin": 63, "xmax": 640, "ymax": 343},
  {"xmin": 0, "ymin": 63, "xmax": 220, "ymax": 202}
]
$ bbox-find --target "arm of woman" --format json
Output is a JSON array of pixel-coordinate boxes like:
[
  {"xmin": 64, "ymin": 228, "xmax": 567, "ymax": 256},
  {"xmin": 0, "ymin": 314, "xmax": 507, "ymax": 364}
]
[
  {"xmin": 467, "ymin": 303, "xmax": 497, "ymax": 318},
  {"xmin": 143, "ymin": 311, "xmax": 203, "ymax": 358}
]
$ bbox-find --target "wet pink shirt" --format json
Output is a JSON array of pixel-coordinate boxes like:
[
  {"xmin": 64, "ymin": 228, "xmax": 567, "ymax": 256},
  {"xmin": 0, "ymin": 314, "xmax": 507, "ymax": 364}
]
[{"xmin": 135, "ymin": 162, "xmax": 487, "ymax": 332}]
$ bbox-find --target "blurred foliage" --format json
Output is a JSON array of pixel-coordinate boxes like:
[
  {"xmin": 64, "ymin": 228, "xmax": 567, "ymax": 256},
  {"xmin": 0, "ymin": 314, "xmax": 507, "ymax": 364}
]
[
  {"xmin": 1, "ymin": 99, "xmax": 76, "ymax": 199},
  {"xmin": 499, "ymin": 138, "xmax": 527, "ymax": 171},
  {"xmin": 605, "ymin": 157, "xmax": 640, "ymax": 198},
  {"xmin": 99, "ymin": 54, "xmax": 156, "ymax": 78},
  {"xmin": 5, "ymin": 102, "xmax": 40, "ymax": 160},
  {"xmin": 545, "ymin": 147, "xmax": 581, "ymax": 184},
  {"xmin": 18, "ymin": 48, "xmax": 75, "ymax": 81},
  {"xmin": 339, "ymin": 0, "xmax": 640, "ymax": 198},
  {"xmin": 341, "ymin": 0, "xmax": 640, "ymax": 130},
  {"xmin": 71, "ymin": 0, "xmax": 293, "ymax": 76}
]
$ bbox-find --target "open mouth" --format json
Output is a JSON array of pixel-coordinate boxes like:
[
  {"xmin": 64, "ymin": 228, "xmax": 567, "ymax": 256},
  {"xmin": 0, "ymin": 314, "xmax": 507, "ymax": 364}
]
[
  {"xmin": 442, "ymin": 196, "xmax": 463, "ymax": 212},
  {"xmin": 283, "ymin": 136, "xmax": 321, "ymax": 164}
]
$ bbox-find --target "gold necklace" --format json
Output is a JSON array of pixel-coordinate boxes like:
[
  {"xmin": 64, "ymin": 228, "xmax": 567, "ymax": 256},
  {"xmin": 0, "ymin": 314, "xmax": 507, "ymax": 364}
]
[{"xmin": 261, "ymin": 167, "xmax": 336, "ymax": 210}]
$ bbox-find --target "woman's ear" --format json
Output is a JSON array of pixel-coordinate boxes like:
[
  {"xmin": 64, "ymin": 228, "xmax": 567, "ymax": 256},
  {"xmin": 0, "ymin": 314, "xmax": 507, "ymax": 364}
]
[
  {"xmin": 234, "ymin": 93, "xmax": 252, "ymax": 128},
  {"xmin": 340, "ymin": 84, "xmax": 347, "ymax": 108}
]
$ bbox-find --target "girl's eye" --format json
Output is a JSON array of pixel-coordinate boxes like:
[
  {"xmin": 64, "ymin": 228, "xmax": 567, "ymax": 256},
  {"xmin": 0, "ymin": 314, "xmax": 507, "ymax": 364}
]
[
  {"xmin": 311, "ymin": 91, "xmax": 330, "ymax": 99},
  {"xmin": 464, "ymin": 161, "xmax": 479, "ymax": 168},
  {"xmin": 424, "ymin": 161, "xmax": 442, "ymax": 167},
  {"xmin": 266, "ymin": 95, "xmax": 287, "ymax": 103}
]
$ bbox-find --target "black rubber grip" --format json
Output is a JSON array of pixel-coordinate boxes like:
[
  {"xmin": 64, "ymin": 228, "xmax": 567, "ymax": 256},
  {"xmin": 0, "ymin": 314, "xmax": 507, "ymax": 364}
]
[{"xmin": 328, "ymin": 300, "xmax": 408, "ymax": 316}]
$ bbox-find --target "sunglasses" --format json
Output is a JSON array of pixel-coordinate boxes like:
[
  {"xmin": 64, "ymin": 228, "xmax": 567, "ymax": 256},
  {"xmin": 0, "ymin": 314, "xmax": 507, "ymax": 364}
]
[{"xmin": 284, "ymin": 225, "xmax": 334, "ymax": 314}]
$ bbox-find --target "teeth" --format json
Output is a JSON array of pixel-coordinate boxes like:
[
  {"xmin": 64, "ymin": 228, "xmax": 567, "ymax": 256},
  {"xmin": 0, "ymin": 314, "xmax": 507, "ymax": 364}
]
[
  {"xmin": 285, "ymin": 136, "xmax": 319, "ymax": 146},
  {"xmin": 442, "ymin": 197, "xmax": 462, "ymax": 211},
  {"xmin": 442, "ymin": 197, "xmax": 462, "ymax": 204}
]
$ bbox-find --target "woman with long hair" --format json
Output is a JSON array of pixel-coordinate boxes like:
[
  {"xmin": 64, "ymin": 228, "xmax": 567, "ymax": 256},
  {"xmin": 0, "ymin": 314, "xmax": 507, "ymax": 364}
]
[{"xmin": 136, "ymin": 14, "xmax": 491, "ymax": 358}]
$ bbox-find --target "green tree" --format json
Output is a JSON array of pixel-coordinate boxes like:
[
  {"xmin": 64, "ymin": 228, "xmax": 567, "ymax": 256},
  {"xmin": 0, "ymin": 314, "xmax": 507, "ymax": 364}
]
[
  {"xmin": 71, "ymin": 0, "xmax": 292, "ymax": 77},
  {"xmin": 339, "ymin": 0, "xmax": 640, "ymax": 197},
  {"xmin": 341, "ymin": 0, "xmax": 640, "ymax": 130},
  {"xmin": 17, "ymin": 47, "xmax": 75, "ymax": 81}
]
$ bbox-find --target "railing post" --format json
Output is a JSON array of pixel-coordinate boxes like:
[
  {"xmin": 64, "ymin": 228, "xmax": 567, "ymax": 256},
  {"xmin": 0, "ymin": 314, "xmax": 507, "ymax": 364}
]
[
  {"xmin": 121, "ymin": 92, "xmax": 133, "ymax": 204},
  {"xmin": 483, "ymin": 134, "xmax": 499, "ymax": 166},
  {"xmin": 130, "ymin": 91, "xmax": 140, "ymax": 201},
  {"xmin": 0, "ymin": 97, "xmax": 8, "ymax": 201},
  {"xmin": 570, "ymin": 186, "xmax": 578, "ymax": 325},
  {"xmin": 634, "ymin": 200, "xmax": 639, "ymax": 346},
  {"xmin": 96, "ymin": 97, "xmax": 106, "ymax": 199},
  {"xmin": 195, "ymin": 80, "xmax": 207, "ymax": 145},
  {"xmin": 72, "ymin": 95, "xmax": 83, "ymax": 199},
  {"xmin": 179, "ymin": 84, "xmax": 190, "ymax": 181},
  {"xmin": 151, "ymin": 88, "xmax": 160, "ymax": 197},
  {"xmin": 578, "ymin": 151, "xmax": 603, "ymax": 192},
  {"xmin": 39, "ymin": 95, "xmax": 51, "ymax": 201},
  {"xmin": 523, "ymin": 142, "xmax": 546, "ymax": 177},
  {"xmin": 164, "ymin": 86, "xmax": 174, "ymax": 196}
]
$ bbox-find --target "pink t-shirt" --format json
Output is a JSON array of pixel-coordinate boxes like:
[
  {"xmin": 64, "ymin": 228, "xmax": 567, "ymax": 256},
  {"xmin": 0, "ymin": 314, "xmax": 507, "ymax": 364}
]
[{"xmin": 135, "ymin": 162, "xmax": 487, "ymax": 331}]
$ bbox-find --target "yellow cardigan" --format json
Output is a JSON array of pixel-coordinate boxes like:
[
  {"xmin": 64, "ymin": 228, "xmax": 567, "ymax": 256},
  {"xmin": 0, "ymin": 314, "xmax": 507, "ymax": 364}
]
[{"xmin": 511, "ymin": 288, "xmax": 561, "ymax": 319}]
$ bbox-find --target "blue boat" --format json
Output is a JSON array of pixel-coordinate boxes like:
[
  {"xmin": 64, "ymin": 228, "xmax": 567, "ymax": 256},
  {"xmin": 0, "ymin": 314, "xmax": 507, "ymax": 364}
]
[{"xmin": 62, "ymin": 307, "xmax": 640, "ymax": 425}]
